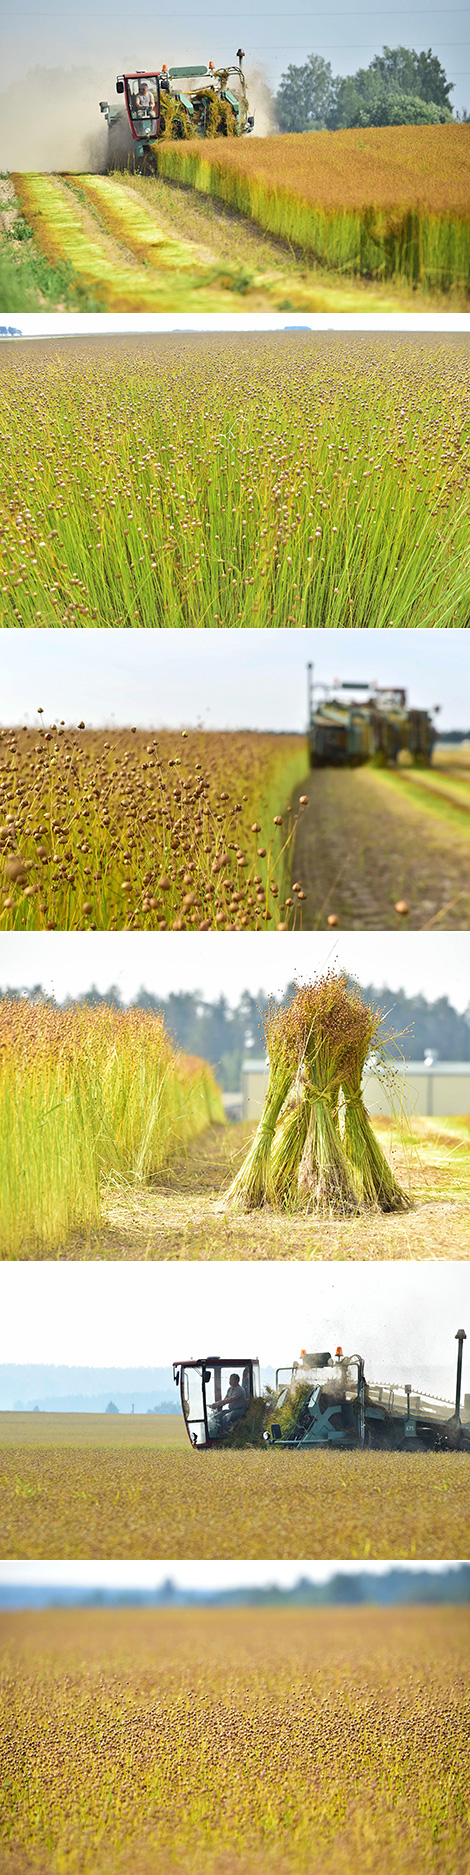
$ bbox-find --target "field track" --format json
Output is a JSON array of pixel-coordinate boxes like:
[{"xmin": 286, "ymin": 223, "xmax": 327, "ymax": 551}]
[
  {"xmin": 1, "ymin": 1606, "xmax": 468, "ymax": 1875},
  {"xmin": 10, "ymin": 169, "xmax": 438, "ymax": 313},
  {"xmin": 1, "ymin": 1444, "xmax": 468, "ymax": 1558},
  {"xmin": 291, "ymin": 750, "xmax": 470, "ymax": 929},
  {"xmin": 7, "ymin": 131, "xmax": 470, "ymax": 310},
  {"xmin": 11, "ymin": 1117, "xmax": 470, "ymax": 1261}
]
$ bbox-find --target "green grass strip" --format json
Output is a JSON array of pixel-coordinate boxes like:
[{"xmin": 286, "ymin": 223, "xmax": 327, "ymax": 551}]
[{"xmin": 11, "ymin": 174, "xmax": 250, "ymax": 311}]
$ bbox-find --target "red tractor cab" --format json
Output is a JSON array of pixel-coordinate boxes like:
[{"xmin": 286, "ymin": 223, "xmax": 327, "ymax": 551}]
[
  {"xmin": 116, "ymin": 72, "xmax": 161, "ymax": 146},
  {"xmin": 173, "ymin": 1356, "xmax": 261, "ymax": 1447}
]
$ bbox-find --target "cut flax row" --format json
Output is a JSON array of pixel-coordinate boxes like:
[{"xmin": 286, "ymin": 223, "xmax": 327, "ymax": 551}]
[{"xmin": 227, "ymin": 973, "xmax": 410, "ymax": 1216}]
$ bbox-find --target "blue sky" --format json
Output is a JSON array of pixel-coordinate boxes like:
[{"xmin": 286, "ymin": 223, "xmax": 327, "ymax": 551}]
[
  {"xmin": 4, "ymin": 0, "xmax": 469, "ymax": 112},
  {"xmin": 2, "ymin": 629, "xmax": 470, "ymax": 734}
]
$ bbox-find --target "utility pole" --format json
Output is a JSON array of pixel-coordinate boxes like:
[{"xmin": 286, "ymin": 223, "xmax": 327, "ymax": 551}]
[{"xmin": 307, "ymin": 662, "xmax": 314, "ymax": 727}]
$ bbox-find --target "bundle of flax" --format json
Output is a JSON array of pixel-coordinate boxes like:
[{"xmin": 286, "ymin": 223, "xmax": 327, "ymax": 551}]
[{"xmin": 227, "ymin": 973, "xmax": 409, "ymax": 1216}]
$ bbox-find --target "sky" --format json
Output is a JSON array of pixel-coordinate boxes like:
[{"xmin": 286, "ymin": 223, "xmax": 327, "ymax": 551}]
[
  {"xmin": 1, "ymin": 931, "xmax": 470, "ymax": 1013},
  {"xmin": 3, "ymin": 0, "xmax": 469, "ymax": 113},
  {"xmin": 0, "ymin": 1561, "xmax": 455, "ymax": 1591},
  {"xmin": 2, "ymin": 629, "xmax": 470, "ymax": 734},
  {"xmin": 0, "ymin": 1263, "xmax": 468, "ymax": 1386},
  {"xmin": 5, "ymin": 316, "xmax": 470, "ymax": 336}
]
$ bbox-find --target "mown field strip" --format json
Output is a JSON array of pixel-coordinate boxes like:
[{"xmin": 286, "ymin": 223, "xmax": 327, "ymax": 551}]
[
  {"xmin": 10, "ymin": 174, "xmax": 253, "ymax": 311},
  {"xmin": 155, "ymin": 123, "xmax": 470, "ymax": 290},
  {"xmin": 66, "ymin": 172, "xmax": 228, "ymax": 274},
  {"xmin": 1, "ymin": 1447, "xmax": 468, "ymax": 1558},
  {"xmin": 376, "ymin": 764, "xmax": 470, "ymax": 831},
  {"xmin": 2, "ymin": 1606, "xmax": 468, "ymax": 1875}
]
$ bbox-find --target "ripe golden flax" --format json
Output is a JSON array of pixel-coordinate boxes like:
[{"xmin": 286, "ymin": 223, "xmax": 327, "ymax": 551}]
[
  {"xmin": 1, "ymin": 1605, "xmax": 469, "ymax": 1875},
  {"xmin": 0, "ymin": 330, "xmax": 469, "ymax": 629},
  {"xmin": 155, "ymin": 123, "xmax": 470, "ymax": 289},
  {"xmin": 0, "ymin": 1447, "xmax": 468, "ymax": 1559},
  {"xmin": 0, "ymin": 997, "xmax": 224, "ymax": 1252},
  {"xmin": 0, "ymin": 724, "xmax": 307, "ymax": 933}
]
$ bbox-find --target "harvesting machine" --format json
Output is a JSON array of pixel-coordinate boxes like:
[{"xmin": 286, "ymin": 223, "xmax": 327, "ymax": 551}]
[
  {"xmin": 99, "ymin": 49, "xmax": 254, "ymax": 169},
  {"xmin": 173, "ymin": 1330, "xmax": 470, "ymax": 1452},
  {"xmin": 307, "ymin": 666, "xmax": 437, "ymax": 768}
]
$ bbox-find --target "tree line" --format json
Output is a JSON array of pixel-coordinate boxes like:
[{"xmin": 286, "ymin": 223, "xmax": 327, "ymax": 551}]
[
  {"xmin": 274, "ymin": 44, "xmax": 462, "ymax": 133},
  {"xmin": 2, "ymin": 982, "xmax": 469, "ymax": 1088}
]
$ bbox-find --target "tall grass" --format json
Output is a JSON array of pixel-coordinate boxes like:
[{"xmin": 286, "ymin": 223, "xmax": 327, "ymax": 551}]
[
  {"xmin": 0, "ymin": 997, "xmax": 224, "ymax": 1253},
  {"xmin": 155, "ymin": 123, "xmax": 470, "ymax": 290},
  {"xmin": 0, "ymin": 330, "xmax": 468, "ymax": 628}
]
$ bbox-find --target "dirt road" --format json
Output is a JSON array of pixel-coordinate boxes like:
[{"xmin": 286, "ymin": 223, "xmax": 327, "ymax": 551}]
[{"xmin": 291, "ymin": 765, "xmax": 470, "ymax": 929}]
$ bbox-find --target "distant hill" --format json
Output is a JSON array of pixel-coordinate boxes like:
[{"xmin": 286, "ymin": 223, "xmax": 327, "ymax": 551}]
[{"xmin": 1, "ymin": 1566, "xmax": 468, "ymax": 1611}]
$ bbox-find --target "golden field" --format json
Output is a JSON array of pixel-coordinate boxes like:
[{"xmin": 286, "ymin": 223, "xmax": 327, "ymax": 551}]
[
  {"xmin": 0, "ymin": 332, "xmax": 469, "ymax": 628},
  {"xmin": 1, "ymin": 1444, "xmax": 468, "ymax": 1558},
  {"xmin": 0, "ymin": 1604, "xmax": 469, "ymax": 1875},
  {"xmin": 155, "ymin": 122, "xmax": 470, "ymax": 289}
]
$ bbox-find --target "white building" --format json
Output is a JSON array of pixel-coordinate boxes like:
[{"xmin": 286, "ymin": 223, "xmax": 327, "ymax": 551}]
[{"xmin": 241, "ymin": 1058, "xmax": 470, "ymax": 1122}]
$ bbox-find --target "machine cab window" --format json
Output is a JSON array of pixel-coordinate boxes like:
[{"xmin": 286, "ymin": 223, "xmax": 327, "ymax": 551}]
[
  {"xmin": 124, "ymin": 75, "xmax": 160, "ymax": 133},
  {"xmin": 174, "ymin": 1357, "xmax": 260, "ymax": 1447}
]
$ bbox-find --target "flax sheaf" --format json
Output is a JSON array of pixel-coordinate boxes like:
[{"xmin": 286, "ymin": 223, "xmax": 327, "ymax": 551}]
[{"xmin": 228, "ymin": 972, "xmax": 409, "ymax": 1215}]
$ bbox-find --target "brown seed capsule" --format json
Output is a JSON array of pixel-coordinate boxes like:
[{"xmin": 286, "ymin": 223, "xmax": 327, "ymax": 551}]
[
  {"xmin": 158, "ymin": 876, "xmax": 171, "ymax": 891},
  {"xmin": 251, "ymin": 822, "xmax": 261, "ymax": 833},
  {"xmin": 327, "ymin": 913, "xmax": 338, "ymax": 927},
  {"xmin": 82, "ymin": 901, "xmax": 92, "ymax": 915},
  {"xmin": 395, "ymin": 899, "xmax": 409, "ymax": 916},
  {"xmin": 273, "ymin": 816, "xmax": 283, "ymax": 826},
  {"xmin": 257, "ymin": 847, "xmax": 267, "ymax": 859},
  {"xmin": 297, "ymin": 890, "xmax": 307, "ymax": 902},
  {"xmin": 121, "ymin": 881, "xmax": 132, "ymax": 893},
  {"xmin": 5, "ymin": 856, "xmax": 27, "ymax": 882},
  {"xmin": 183, "ymin": 893, "xmax": 197, "ymax": 910},
  {"xmin": 299, "ymin": 795, "xmax": 309, "ymax": 807}
]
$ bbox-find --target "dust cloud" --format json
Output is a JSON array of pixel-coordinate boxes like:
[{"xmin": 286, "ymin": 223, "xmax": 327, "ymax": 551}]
[
  {"xmin": 246, "ymin": 66, "xmax": 279, "ymax": 136},
  {"xmin": 0, "ymin": 67, "xmax": 108, "ymax": 172}
]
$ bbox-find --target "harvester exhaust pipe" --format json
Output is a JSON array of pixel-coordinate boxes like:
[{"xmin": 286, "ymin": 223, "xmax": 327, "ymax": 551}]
[{"xmin": 454, "ymin": 1329, "xmax": 467, "ymax": 1425}]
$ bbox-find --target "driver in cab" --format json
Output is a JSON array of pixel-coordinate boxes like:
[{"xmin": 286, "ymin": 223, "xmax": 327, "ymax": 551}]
[
  {"xmin": 135, "ymin": 80, "xmax": 156, "ymax": 115},
  {"xmin": 219, "ymin": 1374, "xmax": 247, "ymax": 1425}
]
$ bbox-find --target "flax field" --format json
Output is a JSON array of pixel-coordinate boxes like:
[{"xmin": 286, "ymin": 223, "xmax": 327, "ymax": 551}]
[
  {"xmin": 155, "ymin": 123, "xmax": 470, "ymax": 291},
  {"xmin": 1, "ymin": 1446, "xmax": 468, "ymax": 1559},
  {"xmin": 1, "ymin": 331, "xmax": 469, "ymax": 627},
  {"xmin": 0, "ymin": 997, "xmax": 224, "ymax": 1254},
  {"xmin": 0, "ymin": 1604, "xmax": 469, "ymax": 1875},
  {"xmin": 0, "ymin": 723, "xmax": 307, "ymax": 932}
]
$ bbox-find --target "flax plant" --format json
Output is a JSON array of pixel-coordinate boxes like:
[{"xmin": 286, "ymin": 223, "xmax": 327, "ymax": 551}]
[{"xmin": 0, "ymin": 996, "xmax": 224, "ymax": 1252}]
